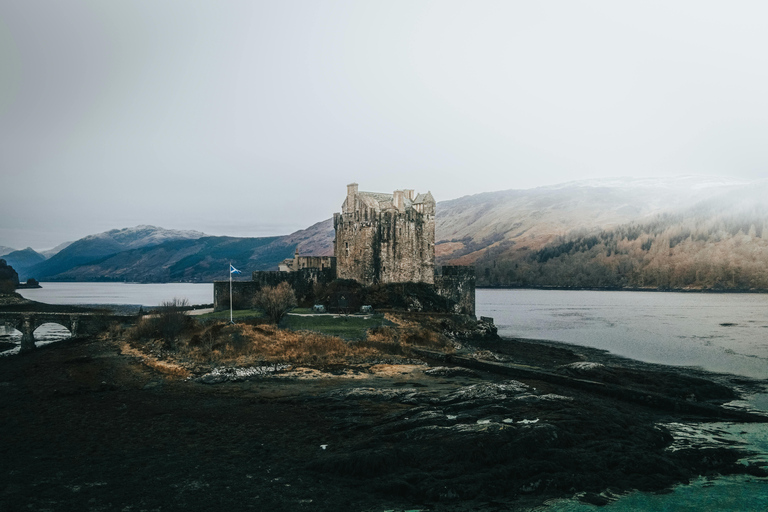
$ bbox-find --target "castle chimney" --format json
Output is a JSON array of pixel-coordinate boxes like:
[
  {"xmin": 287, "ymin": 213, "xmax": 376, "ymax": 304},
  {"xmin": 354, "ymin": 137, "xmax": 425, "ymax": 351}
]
[
  {"xmin": 405, "ymin": 189, "xmax": 415, "ymax": 200},
  {"xmin": 346, "ymin": 183, "xmax": 358, "ymax": 213},
  {"xmin": 393, "ymin": 190, "xmax": 404, "ymax": 210}
]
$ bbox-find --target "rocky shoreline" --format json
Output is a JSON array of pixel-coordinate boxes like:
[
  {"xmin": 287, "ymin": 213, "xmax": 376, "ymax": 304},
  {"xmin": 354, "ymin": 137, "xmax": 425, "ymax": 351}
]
[{"xmin": 1, "ymin": 324, "xmax": 766, "ymax": 511}]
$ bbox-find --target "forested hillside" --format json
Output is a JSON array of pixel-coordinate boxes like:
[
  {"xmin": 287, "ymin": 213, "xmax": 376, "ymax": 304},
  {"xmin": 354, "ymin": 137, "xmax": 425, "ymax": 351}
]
[{"xmin": 475, "ymin": 195, "xmax": 768, "ymax": 290}]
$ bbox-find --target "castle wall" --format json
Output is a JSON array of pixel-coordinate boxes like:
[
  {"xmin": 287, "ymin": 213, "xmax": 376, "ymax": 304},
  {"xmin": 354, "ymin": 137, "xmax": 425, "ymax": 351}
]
[
  {"xmin": 295, "ymin": 256, "xmax": 336, "ymax": 272},
  {"xmin": 334, "ymin": 212, "xmax": 380, "ymax": 285},
  {"xmin": 213, "ymin": 281, "xmax": 261, "ymax": 311},
  {"xmin": 252, "ymin": 268, "xmax": 335, "ymax": 304},
  {"xmin": 434, "ymin": 266, "xmax": 476, "ymax": 316},
  {"xmin": 213, "ymin": 268, "xmax": 336, "ymax": 311}
]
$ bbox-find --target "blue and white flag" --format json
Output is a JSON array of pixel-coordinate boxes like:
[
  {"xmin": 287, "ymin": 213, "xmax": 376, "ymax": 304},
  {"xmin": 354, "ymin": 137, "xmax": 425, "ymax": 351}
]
[{"xmin": 230, "ymin": 264, "xmax": 241, "ymax": 274}]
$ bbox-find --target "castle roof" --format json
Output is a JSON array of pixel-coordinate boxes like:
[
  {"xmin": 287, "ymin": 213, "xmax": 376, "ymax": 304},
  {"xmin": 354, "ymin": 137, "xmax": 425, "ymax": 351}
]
[
  {"xmin": 413, "ymin": 192, "xmax": 434, "ymax": 204},
  {"xmin": 356, "ymin": 190, "xmax": 433, "ymax": 212}
]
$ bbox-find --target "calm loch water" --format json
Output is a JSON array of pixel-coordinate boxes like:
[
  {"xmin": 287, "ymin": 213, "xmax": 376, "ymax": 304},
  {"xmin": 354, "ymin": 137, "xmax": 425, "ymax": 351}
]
[{"xmin": 477, "ymin": 288, "xmax": 768, "ymax": 380}]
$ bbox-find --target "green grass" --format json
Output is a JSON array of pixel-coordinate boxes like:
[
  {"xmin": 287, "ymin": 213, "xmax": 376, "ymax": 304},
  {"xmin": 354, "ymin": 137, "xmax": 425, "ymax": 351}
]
[
  {"xmin": 281, "ymin": 314, "xmax": 390, "ymax": 340},
  {"xmin": 197, "ymin": 309, "xmax": 264, "ymax": 321}
]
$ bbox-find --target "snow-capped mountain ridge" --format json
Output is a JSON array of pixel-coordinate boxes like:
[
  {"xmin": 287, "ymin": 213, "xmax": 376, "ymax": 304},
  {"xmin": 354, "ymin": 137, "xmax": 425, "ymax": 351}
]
[{"xmin": 82, "ymin": 225, "xmax": 206, "ymax": 249}]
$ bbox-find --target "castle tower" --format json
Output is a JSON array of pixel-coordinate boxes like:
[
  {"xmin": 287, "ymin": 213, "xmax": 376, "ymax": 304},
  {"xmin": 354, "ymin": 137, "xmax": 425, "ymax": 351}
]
[{"xmin": 333, "ymin": 183, "xmax": 435, "ymax": 286}]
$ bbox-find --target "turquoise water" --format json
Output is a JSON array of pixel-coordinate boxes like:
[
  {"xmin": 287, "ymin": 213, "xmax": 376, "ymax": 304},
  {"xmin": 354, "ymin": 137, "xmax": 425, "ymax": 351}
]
[
  {"xmin": 536, "ymin": 412, "xmax": 768, "ymax": 511},
  {"xmin": 540, "ymin": 474, "xmax": 768, "ymax": 512}
]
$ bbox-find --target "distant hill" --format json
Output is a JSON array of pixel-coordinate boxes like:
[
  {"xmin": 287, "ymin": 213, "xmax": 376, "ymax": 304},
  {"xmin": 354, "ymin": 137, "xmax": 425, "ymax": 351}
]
[
  {"xmin": 27, "ymin": 222, "xmax": 332, "ymax": 283},
  {"xmin": 449, "ymin": 178, "xmax": 768, "ymax": 290},
  {"xmin": 0, "ymin": 248, "xmax": 46, "ymax": 281},
  {"xmin": 49, "ymin": 236, "xmax": 288, "ymax": 282},
  {"xmin": 435, "ymin": 176, "xmax": 748, "ymax": 265},
  {"xmin": 0, "ymin": 246, "xmax": 16, "ymax": 258}
]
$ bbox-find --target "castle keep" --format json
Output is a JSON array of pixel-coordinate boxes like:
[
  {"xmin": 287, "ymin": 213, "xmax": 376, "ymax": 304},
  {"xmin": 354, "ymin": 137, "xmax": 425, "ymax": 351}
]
[
  {"xmin": 214, "ymin": 183, "xmax": 475, "ymax": 315},
  {"xmin": 334, "ymin": 183, "xmax": 435, "ymax": 286}
]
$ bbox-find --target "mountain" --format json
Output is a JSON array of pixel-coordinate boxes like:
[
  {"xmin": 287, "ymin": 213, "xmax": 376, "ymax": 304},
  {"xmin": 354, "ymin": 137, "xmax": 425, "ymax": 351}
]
[
  {"xmin": 28, "ymin": 225, "xmax": 207, "ymax": 280},
  {"xmin": 0, "ymin": 246, "xmax": 16, "ymax": 258},
  {"xmin": 49, "ymin": 236, "xmax": 287, "ymax": 282},
  {"xmin": 0, "ymin": 248, "xmax": 47, "ymax": 281},
  {"xmin": 18, "ymin": 176, "xmax": 768, "ymax": 290},
  {"xmin": 26, "ymin": 220, "xmax": 335, "ymax": 283},
  {"xmin": 277, "ymin": 218, "xmax": 334, "ymax": 257}
]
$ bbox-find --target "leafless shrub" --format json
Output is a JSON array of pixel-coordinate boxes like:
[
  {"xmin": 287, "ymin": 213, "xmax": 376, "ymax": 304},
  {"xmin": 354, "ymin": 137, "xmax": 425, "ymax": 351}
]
[
  {"xmin": 253, "ymin": 282, "xmax": 297, "ymax": 325},
  {"xmin": 107, "ymin": 321, "xmax": 124, "ymax": 339},
  {"xmin": 127, "ymin": 297, "xmax": 192, "ymax": 348}
]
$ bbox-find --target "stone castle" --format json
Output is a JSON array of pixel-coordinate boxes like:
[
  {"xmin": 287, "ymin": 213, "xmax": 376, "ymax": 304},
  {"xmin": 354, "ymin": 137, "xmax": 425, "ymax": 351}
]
[
  {"xmin": 214, "ymin": 183, "xmax": 475, "ymax": 315},
  {"xmin": 334, "ymin": 183, "xmax": 435, "ymax": 285}
]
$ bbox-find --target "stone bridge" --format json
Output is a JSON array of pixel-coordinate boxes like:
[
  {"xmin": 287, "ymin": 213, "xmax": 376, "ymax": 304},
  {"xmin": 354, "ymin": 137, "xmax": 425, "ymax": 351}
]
[{"xmin": 0, "ymin": 311, "xmax": 137, "ymax": 352}]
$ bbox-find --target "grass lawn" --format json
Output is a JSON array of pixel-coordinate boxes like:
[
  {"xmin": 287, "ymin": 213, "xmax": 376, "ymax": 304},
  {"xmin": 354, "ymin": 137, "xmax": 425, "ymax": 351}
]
[
  {"xmin": 290, "ymin": 307, "xmax": 316, "ymax": 314},
  {"xmin": 197, "ymin": 309, "xmax": 264, "ymax": 321},
  {"xmin": 281, "ymin": 314, "xmax": 390, "ymax": 340}
]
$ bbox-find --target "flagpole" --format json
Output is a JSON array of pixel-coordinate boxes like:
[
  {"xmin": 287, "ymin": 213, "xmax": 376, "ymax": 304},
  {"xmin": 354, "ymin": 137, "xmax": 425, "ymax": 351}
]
[{"xmin": 229, "ymin": 262, "xmax": 233, "ymax": 323}]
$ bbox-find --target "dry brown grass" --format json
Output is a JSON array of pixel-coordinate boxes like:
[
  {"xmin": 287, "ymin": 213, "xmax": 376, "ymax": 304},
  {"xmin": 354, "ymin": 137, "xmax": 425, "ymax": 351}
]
[
  {"xmin": 172, "ymin": 322, "xmax": 402, "ymax": 366},
  {"xmin": 380, "ymin": 313, "xmax": 454, "ymax": 352},
  {"xmin": 119, "ymin": 341, "xmax": 191, "ymax": 378},
  {"xmin": 125, "ymin": 312, "xmax": 455, "ymax": 369}
]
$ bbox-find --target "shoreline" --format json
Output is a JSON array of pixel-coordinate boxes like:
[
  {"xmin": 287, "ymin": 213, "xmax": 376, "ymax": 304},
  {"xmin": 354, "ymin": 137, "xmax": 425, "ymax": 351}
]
[
  {"xmin": 21, "ymin": 281, "xmax": 768, "ymax": 294},
  {"xmin": 478, "ymin": 285, "xmax": 768, "ymax": 294}
]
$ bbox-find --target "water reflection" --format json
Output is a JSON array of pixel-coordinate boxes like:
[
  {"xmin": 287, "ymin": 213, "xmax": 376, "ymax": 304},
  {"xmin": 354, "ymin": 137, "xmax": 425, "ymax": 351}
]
[{"xmin": 0, "ymin": 323, "xmax": 71, "ymax": 355}]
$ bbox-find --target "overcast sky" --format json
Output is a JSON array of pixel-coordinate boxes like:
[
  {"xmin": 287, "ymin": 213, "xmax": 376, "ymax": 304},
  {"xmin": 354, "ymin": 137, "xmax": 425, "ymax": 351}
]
[{"xmin": 2, "ymin": 1, "xmax": 767, "ymax": 250}]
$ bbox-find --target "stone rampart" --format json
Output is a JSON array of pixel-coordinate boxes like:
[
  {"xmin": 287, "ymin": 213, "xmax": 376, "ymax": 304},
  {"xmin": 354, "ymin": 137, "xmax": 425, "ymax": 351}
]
[
  {"xmin": 213, "ymin": 268, "xmax": 336, "ymax": 311},
  {"xmin": 434, "ymin": 266, "xmax": 476, "ymax": 316},
  {"xmin": 212, "ymin": 281, "xmax": 260, "ymax": 311}
]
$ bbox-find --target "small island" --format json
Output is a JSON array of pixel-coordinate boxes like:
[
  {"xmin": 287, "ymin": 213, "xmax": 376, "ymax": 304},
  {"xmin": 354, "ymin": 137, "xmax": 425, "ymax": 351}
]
[{"xmin": 1, "ymin": 185, "xmax": 766, "ymax": 511}]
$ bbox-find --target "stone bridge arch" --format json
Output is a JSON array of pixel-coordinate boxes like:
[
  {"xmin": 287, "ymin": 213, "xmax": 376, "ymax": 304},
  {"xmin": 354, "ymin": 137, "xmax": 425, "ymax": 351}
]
[
  {"xmin": 10, "ymin": 314, "xmax": 82, "ymax": 352},
  {"xmin": 0, "ymin": 312, "xmax": 138, "ymax": 353},
  {"xmin": 33, "ymin": 321, "xmax": 73, "ymax": 344}
]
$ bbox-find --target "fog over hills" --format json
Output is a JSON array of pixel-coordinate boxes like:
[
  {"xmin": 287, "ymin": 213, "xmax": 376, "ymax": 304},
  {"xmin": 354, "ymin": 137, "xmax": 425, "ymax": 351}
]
[
  {"xmin": 455, "ymin": 178, "xmax": 768, "ymax": 289},
  {"xmin": 10, "ymin": 177, "xmax": 768, "ymax": 289},
  {"xmin": 435, "ymin": 176, "xmax": 751, "ymax": 265},
  {"xmin": 0, "ymin": 246, "xmax": 15, "ymax": 258}
]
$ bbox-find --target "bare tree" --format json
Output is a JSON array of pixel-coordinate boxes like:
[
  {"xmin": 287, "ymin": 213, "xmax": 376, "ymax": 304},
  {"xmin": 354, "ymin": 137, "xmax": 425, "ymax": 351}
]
[
  {"xmin": 254, "ymin": 282, "xmax": 297, "ymax": 325},
  {"xmin": 157, "ymin": 297, "xmax": 190, "ymax": 346}
]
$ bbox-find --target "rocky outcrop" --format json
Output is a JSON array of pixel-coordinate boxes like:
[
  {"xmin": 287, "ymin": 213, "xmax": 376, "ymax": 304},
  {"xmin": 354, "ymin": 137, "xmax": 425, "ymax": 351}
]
[{"xmin": 0, "ymin": 259, "xmax": 20, "ymax": 292}]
